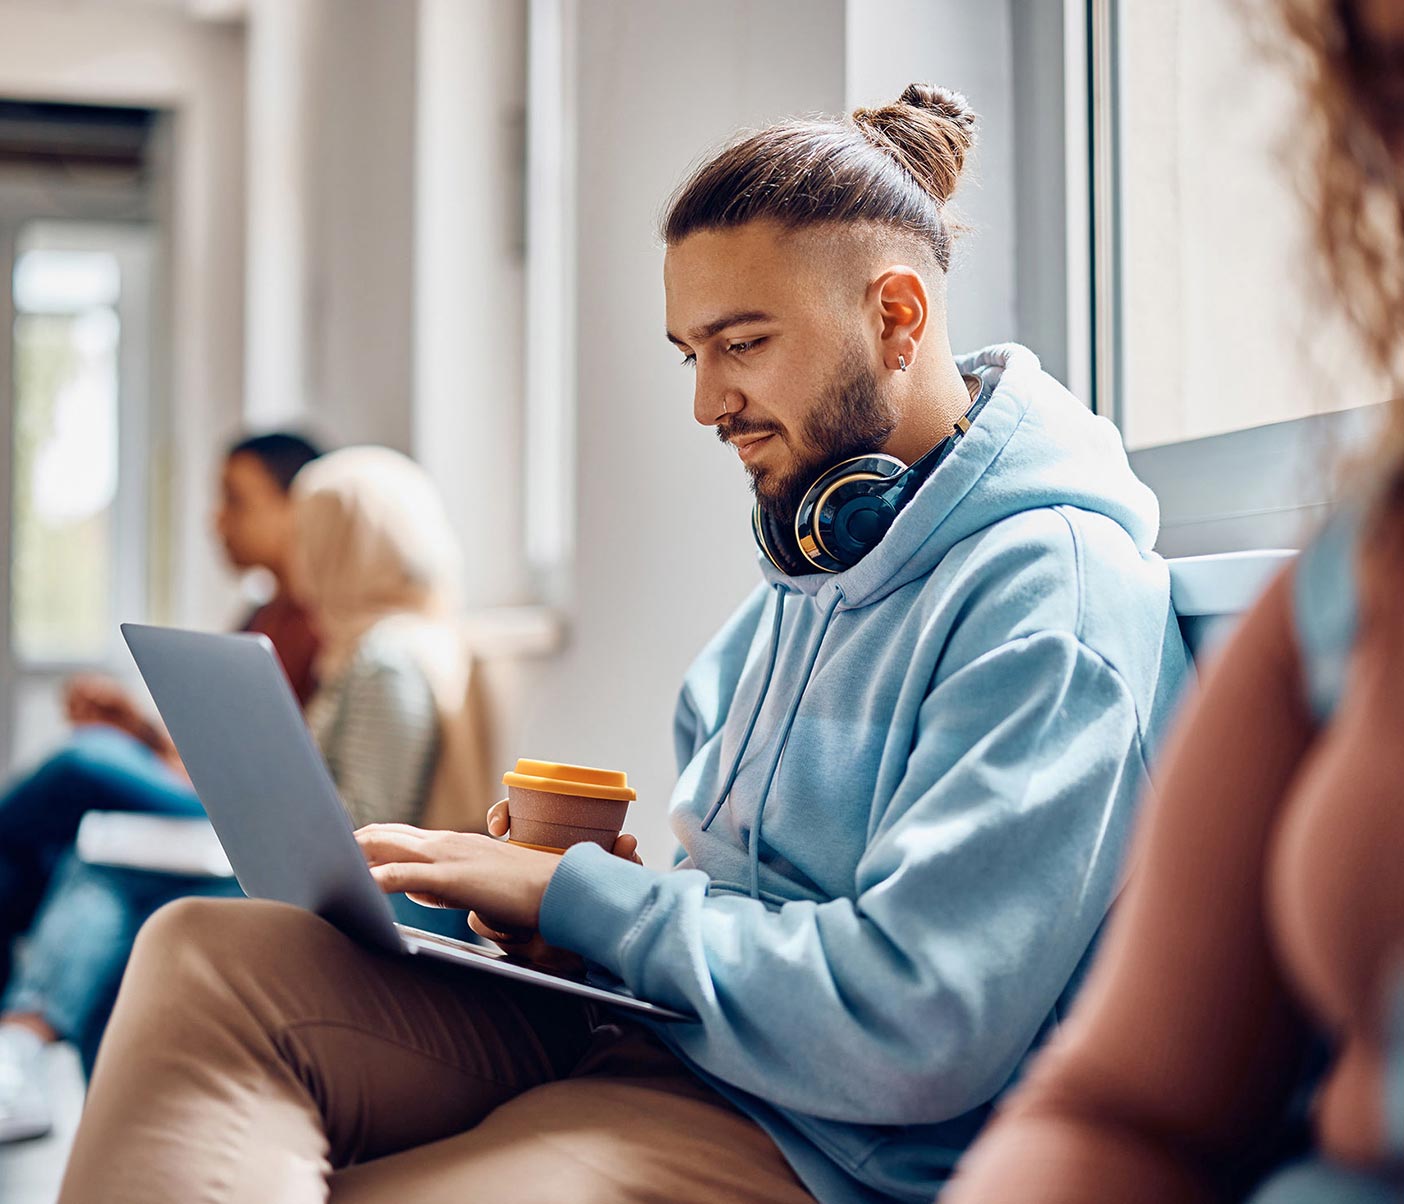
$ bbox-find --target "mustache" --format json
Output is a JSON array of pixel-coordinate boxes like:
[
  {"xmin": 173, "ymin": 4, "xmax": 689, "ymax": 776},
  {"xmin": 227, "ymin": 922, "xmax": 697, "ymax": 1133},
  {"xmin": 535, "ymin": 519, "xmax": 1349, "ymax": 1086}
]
[{"xmin": 716, "ymin": 417, "xmax": 782, "ymax": 443}]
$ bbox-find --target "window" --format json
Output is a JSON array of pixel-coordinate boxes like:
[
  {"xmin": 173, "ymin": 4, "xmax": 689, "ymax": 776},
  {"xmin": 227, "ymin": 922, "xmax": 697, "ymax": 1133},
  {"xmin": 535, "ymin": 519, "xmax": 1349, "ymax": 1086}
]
[
  {"xmin": 11, "ymin": 240, "xmax": 123, "ymax": 662},
  {"xmin": 2, "ymin": 219, "xmax": 155, "ymax": 678},
  {"xmin": 1101, "ymin": 0, "xmax": 1388, "ymax": 451}
]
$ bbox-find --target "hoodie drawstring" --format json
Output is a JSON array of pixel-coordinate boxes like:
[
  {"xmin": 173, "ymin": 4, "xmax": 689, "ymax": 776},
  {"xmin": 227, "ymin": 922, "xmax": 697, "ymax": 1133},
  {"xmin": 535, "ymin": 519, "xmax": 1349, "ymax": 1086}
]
[
  {"xmin": 699, "ymin": 586, "xmax": 788, "ymax": 832},
  {"xmin": 745, "ymin": 586, "xmax": 844, "ymax": 898}
]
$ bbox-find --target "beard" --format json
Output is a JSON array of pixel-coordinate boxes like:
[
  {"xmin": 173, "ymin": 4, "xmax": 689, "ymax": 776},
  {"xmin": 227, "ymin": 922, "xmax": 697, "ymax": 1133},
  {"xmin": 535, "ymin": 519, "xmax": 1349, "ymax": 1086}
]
[{"xmin": 723, "ymin": 358, "xmax": 898, "ymax": 533}]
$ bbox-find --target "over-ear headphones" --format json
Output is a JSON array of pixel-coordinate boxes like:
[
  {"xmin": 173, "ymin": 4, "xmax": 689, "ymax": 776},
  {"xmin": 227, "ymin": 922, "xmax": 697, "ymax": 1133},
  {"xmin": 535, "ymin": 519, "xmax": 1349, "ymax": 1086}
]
[{"xmin": 752, "ymin": 371, "xmax": 990, "ymax": 576}]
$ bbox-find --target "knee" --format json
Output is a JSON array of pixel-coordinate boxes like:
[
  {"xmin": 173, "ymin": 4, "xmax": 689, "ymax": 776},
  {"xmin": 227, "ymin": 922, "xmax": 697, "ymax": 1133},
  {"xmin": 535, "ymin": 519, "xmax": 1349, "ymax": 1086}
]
[
  {"xmin": 130, "ymin": 896, "xmax": 238, "ymax": 984},
  {"xmin": 133, "ymin": 896, "xmax": 340, "ymax": 990},
  {"xmin": 36, "ymin": 734, "xmax": 130, "ymax": 791},
  {"xmin": 33, "ymin": 746, "xmax": 92, "ymax": 792},
  {"xmin": 138, "ymin": 894, "xmax": 237, "ymax": 947}
]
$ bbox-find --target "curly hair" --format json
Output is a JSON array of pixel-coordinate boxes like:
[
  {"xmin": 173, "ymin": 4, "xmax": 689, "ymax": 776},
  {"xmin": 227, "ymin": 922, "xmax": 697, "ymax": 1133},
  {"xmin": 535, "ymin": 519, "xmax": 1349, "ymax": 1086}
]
[{"xmin": 1262, "ymin": 0, "xmax": 1404, "ymax": 486}]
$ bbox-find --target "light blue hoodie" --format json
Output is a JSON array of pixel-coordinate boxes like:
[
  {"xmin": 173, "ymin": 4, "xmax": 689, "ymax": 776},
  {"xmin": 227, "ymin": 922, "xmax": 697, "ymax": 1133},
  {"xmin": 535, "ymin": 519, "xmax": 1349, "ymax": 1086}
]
[{"xmin": 540, "ymin": 343, "xmax": 1190, "ymax": 1203}]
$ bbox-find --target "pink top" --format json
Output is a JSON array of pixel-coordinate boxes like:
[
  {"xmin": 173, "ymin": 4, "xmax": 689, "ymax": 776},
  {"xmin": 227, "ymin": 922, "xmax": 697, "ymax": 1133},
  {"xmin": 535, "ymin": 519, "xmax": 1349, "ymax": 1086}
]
[{"xmin": 243, "ymin": 593, "xmax": 319, "ymax": 705}]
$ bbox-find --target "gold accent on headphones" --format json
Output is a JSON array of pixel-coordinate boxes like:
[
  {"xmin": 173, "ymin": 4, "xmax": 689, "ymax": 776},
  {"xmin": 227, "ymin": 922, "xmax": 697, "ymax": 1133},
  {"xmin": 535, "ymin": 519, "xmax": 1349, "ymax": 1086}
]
[{"xmin": 807, "ymin": 468, "xmax": 888, "ymax": 566}]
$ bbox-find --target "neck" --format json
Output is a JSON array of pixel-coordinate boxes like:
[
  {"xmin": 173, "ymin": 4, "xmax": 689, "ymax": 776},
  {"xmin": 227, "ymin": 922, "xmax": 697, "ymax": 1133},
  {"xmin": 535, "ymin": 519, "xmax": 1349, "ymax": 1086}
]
[
  {"xmin": 263, "ymin": 560, "xmax": 294, "ymax": 600},
  {"xmin": 881, "ymin": 353, "xmax": 972, "ymax": 466}
]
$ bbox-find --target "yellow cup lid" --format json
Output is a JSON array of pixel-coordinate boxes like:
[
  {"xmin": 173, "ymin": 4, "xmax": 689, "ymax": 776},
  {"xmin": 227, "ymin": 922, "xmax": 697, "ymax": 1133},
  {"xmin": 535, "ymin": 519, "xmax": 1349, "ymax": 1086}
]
[{"xmin": 502, "ymin": 758, "xmax": 637, "ymax": 802}]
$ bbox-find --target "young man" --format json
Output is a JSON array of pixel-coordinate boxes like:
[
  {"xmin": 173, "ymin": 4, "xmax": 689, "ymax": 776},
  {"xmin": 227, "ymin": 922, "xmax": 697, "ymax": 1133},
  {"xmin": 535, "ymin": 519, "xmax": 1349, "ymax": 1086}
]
[{"xmin": 57, "ymin": 87, "xmax": 1188, "ymax": 1203}]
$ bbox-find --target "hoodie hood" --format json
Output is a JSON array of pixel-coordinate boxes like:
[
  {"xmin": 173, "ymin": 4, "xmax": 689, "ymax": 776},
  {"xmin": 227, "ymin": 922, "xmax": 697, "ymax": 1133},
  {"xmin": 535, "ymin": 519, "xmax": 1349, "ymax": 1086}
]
[{"xmin": 759, "ymin": 343, "xmax": 1161, "ymax": 608}]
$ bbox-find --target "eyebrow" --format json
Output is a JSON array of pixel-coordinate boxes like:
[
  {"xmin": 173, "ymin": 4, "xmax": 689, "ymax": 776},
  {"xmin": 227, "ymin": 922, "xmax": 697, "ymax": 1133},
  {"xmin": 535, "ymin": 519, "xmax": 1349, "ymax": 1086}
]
[{"xmin": 665, "ymin": 310, "xmax": 774, "ymax": 347}]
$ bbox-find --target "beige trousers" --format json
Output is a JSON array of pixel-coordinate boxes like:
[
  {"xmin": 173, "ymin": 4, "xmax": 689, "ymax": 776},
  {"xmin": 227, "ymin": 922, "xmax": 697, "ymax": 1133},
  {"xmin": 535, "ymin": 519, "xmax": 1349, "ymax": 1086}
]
[{"xmin": 57, "ymin": 897, "xmax": 814, "ymax": 1204}]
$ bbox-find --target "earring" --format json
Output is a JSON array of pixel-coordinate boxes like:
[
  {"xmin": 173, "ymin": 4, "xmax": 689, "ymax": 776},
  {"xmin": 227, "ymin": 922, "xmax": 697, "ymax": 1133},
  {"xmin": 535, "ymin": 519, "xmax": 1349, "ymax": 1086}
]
[{"xmin": 897, "ymin": 355, "xmax": 908, "ymax": 372}]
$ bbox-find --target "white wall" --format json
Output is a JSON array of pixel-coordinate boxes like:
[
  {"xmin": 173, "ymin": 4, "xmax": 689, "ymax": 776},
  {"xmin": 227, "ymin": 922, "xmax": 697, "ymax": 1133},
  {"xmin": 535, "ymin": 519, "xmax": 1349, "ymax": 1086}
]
[
  {"xmin": 515, "ymin": 0, "xmax": 848, "ymax": 865},
  {"xmin": 846, "ymin": 0, "xmax": 1018, "ymax": 355},
  {"xmin": 309, "ymin": 0, "xmax": 418, "ymax": 453},
  {"xmin": 242, "ymin": 0, "xmax": 320, "ymax": 430},
  {"xmin": 1010, "ymin": 0, "xmax": 1075, "ymax": 389},
  {"xmin": 239, "ymin": 0, "xmax": 418, "ymax": 451},
  {"xmin": 413, "ymin": 0, "xmax": 530, "ymax": 608}
]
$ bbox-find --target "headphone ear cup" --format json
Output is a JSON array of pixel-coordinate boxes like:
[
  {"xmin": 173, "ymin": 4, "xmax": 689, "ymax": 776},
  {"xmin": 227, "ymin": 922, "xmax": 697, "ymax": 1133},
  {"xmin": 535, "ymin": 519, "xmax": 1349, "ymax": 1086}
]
[
  {"xmin": 793, "ymin": 468, "xmax": 850, "ymax": 573},
  {"xmin": 795, "ymin": 455, "xmax": 906, "ymax": 572},
  {"xmin": 824, "ymin": 493, "xmax": 897, "ymax": 564}
]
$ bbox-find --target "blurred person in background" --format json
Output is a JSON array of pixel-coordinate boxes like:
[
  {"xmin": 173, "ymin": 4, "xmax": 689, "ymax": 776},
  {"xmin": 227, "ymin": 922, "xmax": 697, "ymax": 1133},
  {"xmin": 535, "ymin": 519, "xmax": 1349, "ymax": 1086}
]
[
  {"xmin": 288, "ymin": 445, "xmax": 493, "ymax": 838},
  {"xmin": 0, "ymin": 445, "xmax": 494, "ymax": 1144},
  {"xmin": 947, "ymin": 2, "xmax": 1404, "ymax": 1201},
  {"xmin": 0, "ymin": 430, "xmax": 323, "ymax": 1002}
]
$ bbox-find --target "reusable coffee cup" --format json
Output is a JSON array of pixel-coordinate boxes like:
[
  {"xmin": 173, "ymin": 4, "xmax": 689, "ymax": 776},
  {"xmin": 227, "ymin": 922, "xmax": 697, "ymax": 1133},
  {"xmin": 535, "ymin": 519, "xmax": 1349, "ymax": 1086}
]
[{"xmin": 502, "ymin": 759, "xmax": 637, "ymax": 853}]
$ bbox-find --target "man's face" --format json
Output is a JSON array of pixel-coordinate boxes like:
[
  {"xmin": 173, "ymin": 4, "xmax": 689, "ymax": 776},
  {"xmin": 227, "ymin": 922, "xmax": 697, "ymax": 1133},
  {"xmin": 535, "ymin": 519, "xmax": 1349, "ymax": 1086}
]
[
  {"xmin": 664, "ymin": 222, "xmax": 898, "ymax": 528},
  {"xmin": 213, "ymin": 452, "xmax": 296, "ymax": 572}
]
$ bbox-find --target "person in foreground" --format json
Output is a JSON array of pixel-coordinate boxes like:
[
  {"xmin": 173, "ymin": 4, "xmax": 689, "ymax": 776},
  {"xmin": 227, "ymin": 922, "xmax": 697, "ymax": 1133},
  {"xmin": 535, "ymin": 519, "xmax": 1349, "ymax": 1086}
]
[
  {"xmin": 58, "ymin": 86, "xmax": 1188, "ymax": 1204},
  {"xmin": 947, "ymin": 3, "xmax": 1404, "ymax": 1202}
]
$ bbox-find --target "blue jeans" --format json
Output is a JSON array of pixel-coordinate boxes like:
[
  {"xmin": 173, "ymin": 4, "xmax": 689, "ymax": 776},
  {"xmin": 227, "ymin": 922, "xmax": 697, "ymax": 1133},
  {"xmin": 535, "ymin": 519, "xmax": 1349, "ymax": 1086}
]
[
  {"xmin": 4, "ymin": 853, "xmax": 240, "ymax": 1075},
  {"xmin": 0, "ymin": 727, "xmax": 202, "ymax": 995},
  {"xmin": 6, "ymin": 866, "xmax": 476, "ymax": 1078}
]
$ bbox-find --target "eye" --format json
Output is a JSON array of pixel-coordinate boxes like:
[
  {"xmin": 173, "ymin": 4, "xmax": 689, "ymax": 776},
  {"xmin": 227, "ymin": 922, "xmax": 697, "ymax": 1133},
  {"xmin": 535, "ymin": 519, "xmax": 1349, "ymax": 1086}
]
[
  {"xmin": 726, "ymin": 338, "xmax": 766, "ymax": 355},
  {"xmin": 679, "ymin": 352, "xmax": 696, "ymax": 368}
]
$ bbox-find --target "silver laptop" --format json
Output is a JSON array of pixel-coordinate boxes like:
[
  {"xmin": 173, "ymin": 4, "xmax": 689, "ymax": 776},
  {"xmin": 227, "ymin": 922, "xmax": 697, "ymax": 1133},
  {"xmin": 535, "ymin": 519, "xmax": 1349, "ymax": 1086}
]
[{"xmin": 121, "ymin": 622, "xmax": 689, "ymax": 1022}]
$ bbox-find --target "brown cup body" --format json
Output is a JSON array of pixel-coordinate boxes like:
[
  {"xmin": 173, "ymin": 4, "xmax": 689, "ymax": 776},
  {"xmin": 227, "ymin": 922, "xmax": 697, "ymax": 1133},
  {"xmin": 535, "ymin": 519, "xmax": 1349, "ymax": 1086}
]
[{"xmin": 506, "ymin": 785, "xmax": 630, "ymax": 851}]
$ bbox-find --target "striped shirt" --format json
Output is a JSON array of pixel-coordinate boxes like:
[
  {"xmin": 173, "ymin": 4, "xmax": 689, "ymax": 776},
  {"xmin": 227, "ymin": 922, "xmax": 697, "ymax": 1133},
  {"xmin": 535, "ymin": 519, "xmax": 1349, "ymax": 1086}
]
[{"xmin": 305, "ymin": 621, "xmax": 440, "ymax": 829}]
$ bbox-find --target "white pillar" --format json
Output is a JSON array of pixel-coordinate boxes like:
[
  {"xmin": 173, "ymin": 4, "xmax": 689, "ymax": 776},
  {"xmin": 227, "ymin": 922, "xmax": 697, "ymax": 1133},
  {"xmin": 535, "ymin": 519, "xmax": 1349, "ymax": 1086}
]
[
  {"xmin": 414, "ymin": 0, "xmax": 529, "ymax": 608},
  {"xmin": 243, "ymin": 0, "xmax": 324, "ymax": 427}
]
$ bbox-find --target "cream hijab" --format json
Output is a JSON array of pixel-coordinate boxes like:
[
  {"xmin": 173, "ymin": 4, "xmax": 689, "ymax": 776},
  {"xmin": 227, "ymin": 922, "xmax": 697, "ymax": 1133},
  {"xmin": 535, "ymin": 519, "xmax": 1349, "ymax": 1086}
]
[{"xmin": 291, "ymin": 446, "xmax": 494, "ymax": 833}]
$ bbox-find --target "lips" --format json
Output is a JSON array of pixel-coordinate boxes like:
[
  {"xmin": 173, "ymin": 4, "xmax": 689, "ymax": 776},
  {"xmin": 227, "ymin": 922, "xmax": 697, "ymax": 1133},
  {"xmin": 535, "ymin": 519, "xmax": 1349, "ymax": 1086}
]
[{"xmin": 733, "ymin": 433, "xmax": 774, "ymax": 463}]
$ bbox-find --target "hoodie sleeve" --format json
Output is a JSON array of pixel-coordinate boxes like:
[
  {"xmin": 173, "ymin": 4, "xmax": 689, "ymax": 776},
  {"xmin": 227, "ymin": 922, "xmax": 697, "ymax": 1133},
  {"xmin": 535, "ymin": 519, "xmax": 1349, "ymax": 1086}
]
[{"xmin": 539, "ymin": 629, "xmax": 1148, "ymax": 1126}]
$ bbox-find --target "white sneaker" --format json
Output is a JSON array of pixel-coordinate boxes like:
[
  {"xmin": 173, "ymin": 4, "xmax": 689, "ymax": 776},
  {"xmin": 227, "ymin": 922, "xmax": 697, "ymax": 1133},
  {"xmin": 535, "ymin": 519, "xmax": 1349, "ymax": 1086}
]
[{"xmin": 0, "ymin": 1024, "xmax": 53, "ymax": 1144}]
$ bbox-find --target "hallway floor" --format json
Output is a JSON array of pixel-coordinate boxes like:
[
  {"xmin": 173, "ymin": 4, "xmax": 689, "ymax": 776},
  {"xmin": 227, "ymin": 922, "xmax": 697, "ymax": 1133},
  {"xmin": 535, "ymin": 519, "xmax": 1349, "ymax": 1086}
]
[{"xmin": 1, "ymin": 1042, "xmax": 81, "ymax": 1204}]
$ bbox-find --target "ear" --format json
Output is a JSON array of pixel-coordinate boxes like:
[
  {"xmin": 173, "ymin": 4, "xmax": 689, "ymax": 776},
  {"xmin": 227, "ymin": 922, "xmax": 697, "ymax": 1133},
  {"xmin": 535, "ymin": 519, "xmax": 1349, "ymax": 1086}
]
[{"xmin": 871, "ymin": 267, "xmax": 933, "ymax": 372}]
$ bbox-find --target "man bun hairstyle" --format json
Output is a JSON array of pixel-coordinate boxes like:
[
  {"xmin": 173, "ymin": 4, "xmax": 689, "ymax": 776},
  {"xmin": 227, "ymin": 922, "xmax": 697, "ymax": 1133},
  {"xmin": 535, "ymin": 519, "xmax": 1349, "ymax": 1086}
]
[
  {"xmin": 851, "ymin": 84, "xmax": 976, "ymax": 211},
  {"xmin": 663, "ymin": 83, "xmax": 977, "ymax": 271}
]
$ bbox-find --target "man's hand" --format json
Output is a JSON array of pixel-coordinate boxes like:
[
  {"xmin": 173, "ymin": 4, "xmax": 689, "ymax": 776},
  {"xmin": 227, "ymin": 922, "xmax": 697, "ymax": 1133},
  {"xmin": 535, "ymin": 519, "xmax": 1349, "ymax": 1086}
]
[
  {"xmin": 356, "ymin": 808, "xmax": 644, "ymax": 973},
  {"xmin": 64, "ymin": 675, "xmax": 144, "ymax": 733},
  {"xmin": 64, "ymin": 674, "xmax": 181, "ymax": 765},
  {"xmin": 355, "ymin": 824, "xmax": 561, "ymax": 931},
  {"xmin": 462, "ymin": 801, "xmax": 643, "ymax": 970}
]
